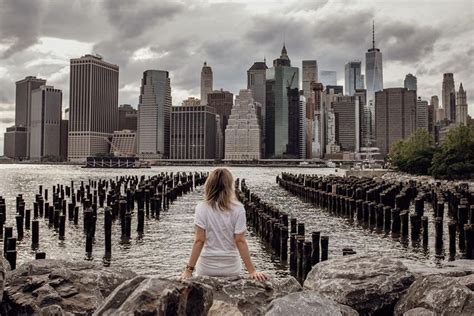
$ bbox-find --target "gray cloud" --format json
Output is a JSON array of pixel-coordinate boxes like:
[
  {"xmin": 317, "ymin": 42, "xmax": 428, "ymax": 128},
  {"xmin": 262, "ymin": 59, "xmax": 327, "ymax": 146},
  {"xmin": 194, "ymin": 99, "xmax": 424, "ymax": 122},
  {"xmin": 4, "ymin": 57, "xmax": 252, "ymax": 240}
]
[
  {"xmin": 0, "ymin": 117, "xmax": 14, "ymax": 124},
  {"xmin": 380, "ymin": 23, "xmax": 441, "ymax": 63},
  {"xmin": 103, "ymin": 0, "xmax": 185, "ymax": 37},
  {"xmin": 0, "ymin": 0, "xmax": 42, "ymax": 58},
  {"xmin": 0, "ymin": 0, "xmax": 472, "ymax": 118},
  {"xmin": 0, "ymin": 104, "xmax": 14, "ymax": 111}
]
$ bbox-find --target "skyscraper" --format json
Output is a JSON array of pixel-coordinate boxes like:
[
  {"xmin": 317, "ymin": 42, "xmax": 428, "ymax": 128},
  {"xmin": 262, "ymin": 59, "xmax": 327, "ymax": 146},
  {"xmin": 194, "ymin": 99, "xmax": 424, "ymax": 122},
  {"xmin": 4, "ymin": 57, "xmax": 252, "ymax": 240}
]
[
  {"xmin": 456, "ymin": 83, "xmax": 468, "ymax": 125},
  {"xmin": 207, "ymin": 89, "xmax": 234, "ymax": 158},
  {"xmin": 200, "ymin": 62, "xmax": 213, "ymax": 105},
  {"xmin": 416, "ymin": 97, "xmax": 429, "ymax": 131},
  {"xmin": 365, "ymin": 21, "xmax": 383, "ymax": 141},
  {"xmin": 247, "ymin": 60, "xmax": 268, "ymax": 156},
  {"xmin": 15, "ymin": 76, "xmax": 47, "ymax": 158},
  {"xmin": 225, "ymin": 89, "xmax": 261, "ymax": 160},
  {"xmin": 137, "ymin": 70, "xmax": 171, "ymax": 158},
  {"xmin": 404, "ymin": 73, "xmax": 417, "ymax": 91},
  {"xmin": 302, "ymin": 60, "xmax": 318, "ymax": 101},
  {"xmin": 170, "ymin": 105, "xmax": 218, "ymax": 160},
  {"xmin": 286, "ymin": 88, "xmax": 305, "ymax": 158},
  {"xmin": 68, "ymin": 54, "xmax": 119, "ymax": 161},
  {"xmin": 118, "ymin": 104, "xmax": 138, "ymax": 131},
  {"xmin": 30, "ymin": 85, "xmax": 62, "ymax": 160},
  {"xmin": 333, "ymin": 95, "xmax": 361, "ymax": 153},
  {"xmin": 311, "ymin": 82, "xmax": 324, "ymax": 158},
  {"xmin": 375, "ymin": 88, "xmax": 416, "ymax": 155},
  {"xmin": 442, "ymin": 73, "xmax": 456, "ymax": 122},
  {"xmin": 265, "ymin": 44, "xmax": 299, "ymax": 157},
  {"xmin": 344, "ymin": 61, "xmax": 364, "ymax": 96},
  {"xmin": 320, "ymin": 70, "xmax": 337, "ymax": 86}
]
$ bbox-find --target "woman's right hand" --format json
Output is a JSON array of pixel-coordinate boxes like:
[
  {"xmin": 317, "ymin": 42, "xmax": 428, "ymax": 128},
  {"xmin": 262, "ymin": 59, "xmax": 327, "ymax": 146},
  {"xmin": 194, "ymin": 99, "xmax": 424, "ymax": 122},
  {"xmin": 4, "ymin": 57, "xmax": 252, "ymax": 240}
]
[{"xmin": 249, "ymin": 270, "xmax": 267, "ymax": 281}]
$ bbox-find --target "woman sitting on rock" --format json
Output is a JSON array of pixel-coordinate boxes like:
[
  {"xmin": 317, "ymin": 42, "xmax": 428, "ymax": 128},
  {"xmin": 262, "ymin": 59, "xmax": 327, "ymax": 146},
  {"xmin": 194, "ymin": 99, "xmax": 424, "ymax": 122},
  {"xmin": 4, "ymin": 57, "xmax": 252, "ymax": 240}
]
[{"xmin": 181, "ymin": 168, "xmax": 267, "ymax": 281}]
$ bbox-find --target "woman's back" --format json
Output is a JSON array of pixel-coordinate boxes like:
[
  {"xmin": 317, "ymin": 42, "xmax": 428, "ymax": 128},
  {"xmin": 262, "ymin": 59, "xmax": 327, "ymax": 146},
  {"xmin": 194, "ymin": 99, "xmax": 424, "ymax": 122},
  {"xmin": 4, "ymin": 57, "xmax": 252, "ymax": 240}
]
[{"xmin": 195, "ymin": 201, "xmax": 246, "ymax": 257}]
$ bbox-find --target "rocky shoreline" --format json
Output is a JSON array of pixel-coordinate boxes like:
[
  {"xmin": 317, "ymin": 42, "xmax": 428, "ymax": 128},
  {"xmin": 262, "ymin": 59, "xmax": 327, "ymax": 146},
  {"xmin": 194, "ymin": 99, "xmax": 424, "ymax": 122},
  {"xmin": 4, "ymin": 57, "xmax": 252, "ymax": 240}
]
[{"xmin": 1, "ymin": 255, "xmax": 473, "ymax": 315}]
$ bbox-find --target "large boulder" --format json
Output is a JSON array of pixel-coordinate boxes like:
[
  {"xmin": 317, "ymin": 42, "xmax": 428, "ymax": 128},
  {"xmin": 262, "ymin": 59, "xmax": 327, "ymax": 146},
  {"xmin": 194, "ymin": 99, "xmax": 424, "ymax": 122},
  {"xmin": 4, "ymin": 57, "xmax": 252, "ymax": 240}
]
[
  {"xmin": 304, "ymin": 255, "xmax": 415, "ymax": 315},
  {"xmin": 94, "ymin": 276, "xmax": 213, "ymax": 315},
  {"xmin": 0, "ymin": 258, "xmax": 10, "ymax": 303},
  {"xmin": 192, "ymin": 275, "xmax": 302, "ymax": 315},
  {"xmin": 2, "ymin": 259, "xmax": 136, "ymax": 315},
  {"xmin": 403, "ymin": 259, "xmax": 474, "ymax": 278},
  {"xmin": 265, "ymin": 291, "xmax": 358, "ymax": 316},
  {"xmin": 394, "ymin": 274, "xmax": 474, "ymax": 315},
  {"xmin": 402, "ymin": 307, "xmax": 435, "ymax": 316}
]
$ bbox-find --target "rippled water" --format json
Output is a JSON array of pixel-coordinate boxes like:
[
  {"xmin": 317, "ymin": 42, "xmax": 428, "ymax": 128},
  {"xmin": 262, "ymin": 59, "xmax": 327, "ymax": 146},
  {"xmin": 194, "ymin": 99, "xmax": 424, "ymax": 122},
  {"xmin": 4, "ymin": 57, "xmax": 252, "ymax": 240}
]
[{"xmin": 0, "ymin": 164, "xmax": 445, "ymax": 279}]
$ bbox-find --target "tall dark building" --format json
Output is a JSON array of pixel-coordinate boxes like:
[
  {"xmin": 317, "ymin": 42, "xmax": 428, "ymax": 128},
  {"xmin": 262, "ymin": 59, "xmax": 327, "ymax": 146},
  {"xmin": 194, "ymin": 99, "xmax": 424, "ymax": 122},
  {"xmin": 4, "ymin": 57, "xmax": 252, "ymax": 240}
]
[
  {"xmin": 30, "ymin": 85, "xmax": 62, "ymax": 160},
  {"xmin": 118, "ymin": 104, "xmax": 138, "ymax": 131},
  {"xmin": 404, "ymin": 73, "xmax": 417, "ymax": 91},
  {"xmin": 247, "ymin": 60, "xmax": 268, "ymax": 156},
  {"xmin": 68, "ymin": 54, "xmax": 119, "ymax": 161},
  {"xmin": 15, "ymin": 76, "xmax": 47, "ymax": 158},
  {"xmin": 286, "ymin": 88, "xmax": 301, "ymax": 157},
  {"xmin": 207, "ymin": 89, "xmax": 233, "ymax": 157},
  {"xmin": 137, "ymin": 70, "xmax": 171, "ymax": 158},
  {"xmin": 375, "ymin": 88, "xmax": 417, "ymax": 155},
  {"xmin": 442, "ymin": 73, "xmax": 456, "ymax": 121},
  {"xmin": 333, "ymin": 95, "xmax": 359, "ymax": 152},
  {"xmin": 170, "ymin": 105, "xmax": 218, "ymax": 160},
  {"xmin": 265, "ymin": 44, "xmax": 299, "ymax": 157}
]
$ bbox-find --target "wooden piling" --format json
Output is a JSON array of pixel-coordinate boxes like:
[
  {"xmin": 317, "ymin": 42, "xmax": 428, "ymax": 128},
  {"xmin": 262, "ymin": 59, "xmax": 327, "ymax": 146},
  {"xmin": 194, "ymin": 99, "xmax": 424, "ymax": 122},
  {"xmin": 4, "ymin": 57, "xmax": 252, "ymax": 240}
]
[{"xmin": 321, "ymin": 236, "xmax": 329, "ymax": 261}]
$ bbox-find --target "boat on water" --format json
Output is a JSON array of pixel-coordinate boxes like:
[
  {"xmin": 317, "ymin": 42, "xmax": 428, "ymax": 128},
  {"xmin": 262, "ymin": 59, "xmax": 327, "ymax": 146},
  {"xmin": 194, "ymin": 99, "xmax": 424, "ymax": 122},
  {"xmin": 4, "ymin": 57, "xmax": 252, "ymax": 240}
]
[{"xmin": 82, "ymin": 156, "xmax": 150, "ymax": 168}]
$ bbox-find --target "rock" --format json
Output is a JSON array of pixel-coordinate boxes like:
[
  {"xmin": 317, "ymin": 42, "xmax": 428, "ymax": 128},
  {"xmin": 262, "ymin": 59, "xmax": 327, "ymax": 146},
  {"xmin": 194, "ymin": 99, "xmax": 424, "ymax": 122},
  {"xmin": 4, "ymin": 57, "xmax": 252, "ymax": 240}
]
[
  {"xmin": 2, "ymin": 259, "xmax": 136, "ymax": 315},
  {"xmin": 402, "ymin": 307, "xmax": 435, "ymax": 316},
  {"xmin": 38, "ymin": 304, "xmax": 67, "ymax": 316},
  {"xmin": 209, "ymin": 300, "xmax": 243, "ymax": 316},
  {"xmin": 265, "ymin": 291, "xmax": 358, "ymax": 316},
  {"xmin": 0, "ymin": 258, "xmax": 9, "ymax": 303},
  {"xmin": 304, "ymin": 255, "xmax": 415, "ymax": 315},
  {"xmin": 94, "ymin": 276, "xmax": 213, "ymax": 315},
  {"xmin": 403, "ymin": 259, "xmax": 474, "ymax": 278},
  {"xmin": 192, "ymin": 275, "xmax": 302, "ymax": 315},
  {"xmin": 394, "ymin": 274, "xmax": 474, "ymax": 315},
  {"xmin": 457, "ymin": 274, "xmax": 474, "ymax": 290}
]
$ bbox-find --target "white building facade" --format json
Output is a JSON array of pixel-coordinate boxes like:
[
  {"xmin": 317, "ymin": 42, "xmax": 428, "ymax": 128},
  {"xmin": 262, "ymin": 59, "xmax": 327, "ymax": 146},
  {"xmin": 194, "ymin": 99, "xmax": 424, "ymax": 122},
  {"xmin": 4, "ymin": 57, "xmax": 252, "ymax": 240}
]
[{"xmin": 225, "ymin": 89, "xmax": 261, "ymax": 160}]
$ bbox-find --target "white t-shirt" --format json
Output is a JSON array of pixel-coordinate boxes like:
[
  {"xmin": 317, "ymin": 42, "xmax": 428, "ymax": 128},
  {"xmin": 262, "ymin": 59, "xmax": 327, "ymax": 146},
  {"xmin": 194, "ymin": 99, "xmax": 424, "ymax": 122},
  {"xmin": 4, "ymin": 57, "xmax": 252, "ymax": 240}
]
[{"xmin": 194, "ymin": 200, "xmax": 247, "ymax": 257}]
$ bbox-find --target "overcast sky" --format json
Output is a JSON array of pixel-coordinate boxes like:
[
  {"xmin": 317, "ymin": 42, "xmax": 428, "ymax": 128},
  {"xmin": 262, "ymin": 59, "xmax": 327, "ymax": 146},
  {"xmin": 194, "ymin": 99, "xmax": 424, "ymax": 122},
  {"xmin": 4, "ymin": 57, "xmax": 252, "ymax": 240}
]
[{"xmin": 0, "ymin": 0, "xmax": 473, "ymax": 154}]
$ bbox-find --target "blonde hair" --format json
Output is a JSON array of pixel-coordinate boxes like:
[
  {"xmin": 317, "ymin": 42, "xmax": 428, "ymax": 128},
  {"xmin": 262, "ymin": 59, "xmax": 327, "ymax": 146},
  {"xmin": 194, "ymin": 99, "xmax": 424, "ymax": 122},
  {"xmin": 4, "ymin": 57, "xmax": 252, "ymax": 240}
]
[{"xmin": 204, "ymin": 168, "xmax": 236, "ymax": 211}]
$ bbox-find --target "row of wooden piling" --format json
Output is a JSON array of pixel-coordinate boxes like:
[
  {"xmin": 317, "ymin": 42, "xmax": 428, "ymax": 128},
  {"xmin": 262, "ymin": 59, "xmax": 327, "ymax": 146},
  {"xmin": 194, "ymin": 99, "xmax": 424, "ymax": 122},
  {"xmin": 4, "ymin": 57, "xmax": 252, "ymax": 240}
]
[
  {"xmin": 277, "ymin": 173, "xmax": 474, "ymax": 260},
  {"xmin": 1, "ymin": 172, "xmax": 208, "ymax": 270},
  {"xmin": 236, "ymin": 178, "xmax": 332, "ymax": 282}
]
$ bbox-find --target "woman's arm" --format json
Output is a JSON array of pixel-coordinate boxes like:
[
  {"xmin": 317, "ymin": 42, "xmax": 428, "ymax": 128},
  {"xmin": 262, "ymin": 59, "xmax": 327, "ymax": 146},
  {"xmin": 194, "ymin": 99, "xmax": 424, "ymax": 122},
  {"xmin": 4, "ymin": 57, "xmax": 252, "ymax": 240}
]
[
  {"xmin": 235, "ymin": 233, "xmax": 267, "ymax": 281},
  {"xmin": 181, "ymin": 225, "xmax": 206, "ymax": 279}
]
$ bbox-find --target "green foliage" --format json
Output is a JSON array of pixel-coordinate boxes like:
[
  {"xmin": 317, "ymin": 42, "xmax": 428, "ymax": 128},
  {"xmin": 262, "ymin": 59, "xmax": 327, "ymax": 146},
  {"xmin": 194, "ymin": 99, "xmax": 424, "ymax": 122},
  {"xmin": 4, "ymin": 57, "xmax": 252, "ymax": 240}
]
[
  {"xmin": 388, "ymin": 129, "xmax": 436, "ymax": 175},
  {"xmin": 429, "ymin": 125, "xmax": 474, "ymax": 179}
]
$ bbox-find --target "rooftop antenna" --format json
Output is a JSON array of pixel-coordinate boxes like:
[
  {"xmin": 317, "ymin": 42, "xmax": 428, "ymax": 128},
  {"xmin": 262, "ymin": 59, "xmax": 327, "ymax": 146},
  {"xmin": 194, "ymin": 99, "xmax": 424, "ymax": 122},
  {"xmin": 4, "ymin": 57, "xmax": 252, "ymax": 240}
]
[{"xmin": 372, "ymin": 20, "xmax": 375, "ymax": 49}]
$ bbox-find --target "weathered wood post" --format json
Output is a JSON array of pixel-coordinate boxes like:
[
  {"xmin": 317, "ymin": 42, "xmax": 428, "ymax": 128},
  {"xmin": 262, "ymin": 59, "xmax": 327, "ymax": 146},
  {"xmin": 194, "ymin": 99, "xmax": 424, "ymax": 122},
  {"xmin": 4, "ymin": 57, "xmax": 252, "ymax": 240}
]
[
  {"xmin": 448, "ymin": 221, "xmax": 456, "ymax": 260},
  {"xmin": 321, "ymin": 236, "xmax": 329, "ymax": 261},
  {"xmin": 311, "ymin": 231, "xmax": 320, "ymax": 266},
  {"xmin": 104, "ymin": 207, "xmax": 112, "ymax": 260}
]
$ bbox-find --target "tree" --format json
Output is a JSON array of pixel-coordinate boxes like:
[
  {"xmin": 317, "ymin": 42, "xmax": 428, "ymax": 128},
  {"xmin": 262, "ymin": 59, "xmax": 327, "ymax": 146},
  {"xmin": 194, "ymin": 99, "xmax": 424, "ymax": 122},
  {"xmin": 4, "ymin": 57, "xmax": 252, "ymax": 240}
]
[
  {"xmin": 429, "ymin": 125, "xmax": 474, "ymax": 179},
  {"xmin": 388, "ymin": 129, "xmax": 436, "ymax": 175}
]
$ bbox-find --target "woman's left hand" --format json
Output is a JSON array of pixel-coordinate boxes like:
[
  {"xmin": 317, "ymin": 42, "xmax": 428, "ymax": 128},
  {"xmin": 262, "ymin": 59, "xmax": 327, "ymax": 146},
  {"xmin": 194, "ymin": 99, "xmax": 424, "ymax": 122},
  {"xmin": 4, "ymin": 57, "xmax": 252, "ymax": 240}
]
[{"xmin": 180, "ymin": 270, "xmax": 193, "ymax": 280}]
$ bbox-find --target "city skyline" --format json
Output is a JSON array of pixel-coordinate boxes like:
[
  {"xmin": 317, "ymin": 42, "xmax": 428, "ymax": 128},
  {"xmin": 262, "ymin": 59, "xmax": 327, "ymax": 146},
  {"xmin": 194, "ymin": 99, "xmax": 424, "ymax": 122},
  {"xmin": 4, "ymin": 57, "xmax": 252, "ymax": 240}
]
[{"xmin": 0, "ymin": 0, "xmax": 473, "ymax": 155}]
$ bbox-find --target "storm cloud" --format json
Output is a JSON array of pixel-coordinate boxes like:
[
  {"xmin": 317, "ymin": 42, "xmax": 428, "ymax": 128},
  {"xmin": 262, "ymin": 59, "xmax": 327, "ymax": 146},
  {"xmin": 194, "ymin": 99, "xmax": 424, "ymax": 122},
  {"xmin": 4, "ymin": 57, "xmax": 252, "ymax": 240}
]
[{"xmin": 0, "ymin": 0, "xmax": 473, "ymax": 155}]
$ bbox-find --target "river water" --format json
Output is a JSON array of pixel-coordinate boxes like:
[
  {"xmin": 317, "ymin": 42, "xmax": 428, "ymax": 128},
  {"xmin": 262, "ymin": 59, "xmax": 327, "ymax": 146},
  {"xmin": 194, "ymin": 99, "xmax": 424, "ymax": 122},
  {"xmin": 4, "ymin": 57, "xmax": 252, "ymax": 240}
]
[{"xmin": 0, "ymin": 164, "xmax": 448, "ymax": 278}]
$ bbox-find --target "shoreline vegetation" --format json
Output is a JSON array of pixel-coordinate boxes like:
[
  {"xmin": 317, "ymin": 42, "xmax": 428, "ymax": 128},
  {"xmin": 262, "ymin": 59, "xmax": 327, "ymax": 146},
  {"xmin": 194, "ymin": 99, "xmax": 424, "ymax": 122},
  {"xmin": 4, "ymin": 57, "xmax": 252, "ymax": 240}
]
[{"xmin": 389, "ymin": 125, "xmax": 474, "ymax": 180}]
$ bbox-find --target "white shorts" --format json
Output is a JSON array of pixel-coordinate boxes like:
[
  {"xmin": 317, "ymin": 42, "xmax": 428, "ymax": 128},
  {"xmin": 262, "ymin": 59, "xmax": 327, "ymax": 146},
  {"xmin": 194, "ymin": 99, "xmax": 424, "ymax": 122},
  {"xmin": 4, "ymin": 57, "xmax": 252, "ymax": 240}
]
[{"xmin": 195, "ymin": 256, "xmax": 242, "ymax": 277}]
